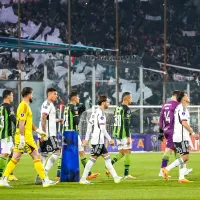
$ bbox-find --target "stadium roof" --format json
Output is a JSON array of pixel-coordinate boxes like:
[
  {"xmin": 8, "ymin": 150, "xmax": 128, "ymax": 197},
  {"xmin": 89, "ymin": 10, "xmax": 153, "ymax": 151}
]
[{"xmin": 0, "ymin": 37, "xmax": 115, "ymax": 56}]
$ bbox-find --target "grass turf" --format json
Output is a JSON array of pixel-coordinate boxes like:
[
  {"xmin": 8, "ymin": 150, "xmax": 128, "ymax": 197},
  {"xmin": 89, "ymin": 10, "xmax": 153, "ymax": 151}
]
[{"xmin": 0, "ymin": 153, "xmax": 200, "ymax": 200}]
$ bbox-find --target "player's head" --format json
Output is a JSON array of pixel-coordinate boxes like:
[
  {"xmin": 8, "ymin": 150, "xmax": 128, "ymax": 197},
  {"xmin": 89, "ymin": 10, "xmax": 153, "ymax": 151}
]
[
  {"xmin": 46, "ymin": 88, "xmax": 57, "ymax": 102},
  {"xmin": 171, "ymin": 90, "xmax": 180, "ymax": 101},
  {"xmin": 98, "ymin": 95, "xmax": 110, "ymax": 109},
  {"xmin": 69, "ymin": 91, "xmax": 80, "ymax": 104},
  {"xmin": 122, "ymin": 92, "xmax": 132, "ymax": 105},
  {"xmin": 177, "ymin": 91, "xmax": 190, "ymax": 106},
  {"xmin": 21, "ymin": 87, "xmax": 33, "ymax": 103},
  {"xmin": 2, "ymin": 89, "xmax": 13, "ymax": 103}
]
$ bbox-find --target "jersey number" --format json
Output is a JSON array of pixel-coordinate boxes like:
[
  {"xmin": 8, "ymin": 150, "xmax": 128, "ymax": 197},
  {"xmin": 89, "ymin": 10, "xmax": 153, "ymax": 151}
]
[
  {"xmin": 114, "ymin": 115, "xmax": 121, "ymax": 126},
  {"xmin": 0, "ymin": 115, "xmax": 4, "ymax": 129},
  {"xmin": 164, "ymin": 111, "xmax": 170, "ymax": 123}
]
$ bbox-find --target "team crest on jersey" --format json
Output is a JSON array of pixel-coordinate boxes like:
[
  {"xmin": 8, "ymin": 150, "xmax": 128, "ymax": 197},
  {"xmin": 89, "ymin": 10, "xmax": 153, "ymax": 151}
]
[
  {"xmin": 74, "ymin": 106, "xmax": 78, "ymax": 110},
  {"xmin": 21, "ymin": 113, "xmax": 24, "ymax": 117},
  {"xmin": 127, "ymin": 110, "xmax": 131, "ymax": 114},
  {"xmin": 100, "ymin": 116, "xmax": 104, "ymax": 120},
  {"xmin": 43, "ymin": 105, "xmax": 48, "ymax": 109},
  {"xmin": 10, "ymin": 107, "xmax": 14, "ymax": 111}
]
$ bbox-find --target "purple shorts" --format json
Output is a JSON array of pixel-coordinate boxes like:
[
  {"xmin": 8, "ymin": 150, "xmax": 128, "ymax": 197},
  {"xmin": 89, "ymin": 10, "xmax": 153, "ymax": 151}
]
[{"xmin": 164, "ymin": 130, "xmax": 175, "ymax": 149}]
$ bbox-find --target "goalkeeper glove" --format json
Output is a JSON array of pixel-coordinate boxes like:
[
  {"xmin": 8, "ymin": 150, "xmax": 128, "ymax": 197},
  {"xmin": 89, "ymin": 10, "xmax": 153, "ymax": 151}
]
[
  {"xmin": 36, "ymin": 129, "xmax": 48, "ymax": 141},
  {"xmin": 18, "ymin": 135, "xmax": 25, "ymax": 150},
  {"xmin": 158, "ymin": 129, "xmax": 164, "ymax": 141}
]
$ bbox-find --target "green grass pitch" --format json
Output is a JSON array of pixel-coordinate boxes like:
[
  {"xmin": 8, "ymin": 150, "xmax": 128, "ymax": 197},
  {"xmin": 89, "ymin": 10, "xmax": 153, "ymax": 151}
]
[{"xmin": 1, "ymin": 153, "xmax": 200, "ymax": 200}]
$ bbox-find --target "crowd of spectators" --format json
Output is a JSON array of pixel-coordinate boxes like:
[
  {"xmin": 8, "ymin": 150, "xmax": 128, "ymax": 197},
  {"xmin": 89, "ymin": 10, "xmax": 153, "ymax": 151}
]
[{"xmin": 0, "ymin": 0, "xmax": 200, "ymax": 107}]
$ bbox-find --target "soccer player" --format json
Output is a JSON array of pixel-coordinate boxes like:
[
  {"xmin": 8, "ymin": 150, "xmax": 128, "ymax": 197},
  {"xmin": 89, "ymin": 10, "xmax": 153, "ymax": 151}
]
[
  {"xmin": 0, "ymin": 90, "xmax": 18, "ymax": 181},
  {"xmin": 107, "ymin": 92, "xmax": 135, "ymax": 179},
  {"xmin": 158, "ymin": 90, "xmax": 192, "ymax": 177},
  {"xmin": 80, "ymin": 95, "xmax": 122, "ymax": 184},
  {"xmin": 35, "ymin": 88, "xmax": 63, "ymax": 184},
  {"xmin": 0, "ymin": 87, "xmax": 55, "ymax": 187},
  {"xmin": 56, "ymin": 91, "xmax": 99, "ymax": 180},
  {"xmin": 162, "ymin": 92, "xmax": 199, "ymax": 183}
]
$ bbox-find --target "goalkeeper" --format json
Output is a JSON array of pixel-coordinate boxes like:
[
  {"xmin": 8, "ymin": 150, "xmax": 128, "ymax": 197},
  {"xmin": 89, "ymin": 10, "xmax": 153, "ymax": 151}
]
[{"xmin": 0, "ymin": 87, "xmax": 55, "ymax": 187}]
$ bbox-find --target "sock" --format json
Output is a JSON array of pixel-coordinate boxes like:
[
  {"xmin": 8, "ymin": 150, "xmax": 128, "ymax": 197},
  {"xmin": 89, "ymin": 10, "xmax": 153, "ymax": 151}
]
[
  {"xmin": 0, "ymin": 156, "xmax": 7, "ymax": 177},
  {"xmin": 7, "ymin": 154, "xmax": 13, "ymax": 175},
  {"xmin": 44, "ymin": 153, "xmax": 59, "ymax": 173},
  {"xmin": 34, "ymin": 159, "xmax": 45, "ymax": 179},
  {"xmin": 124, "ymin": 154, "xmax": 131, "ymax": 176},
  {"xmin": 166, "ymin": 157, "xmax": 184, "ymax": 171},
  {"xmin": 41, "ymin": 153, "xmax": 48, "ymax": 167},
  {"xmin": 179, "ymin": 162, "xmax": 186, "ymax": 180},
  {"xmin": 81, "ymin": 157, "xmax": 96, "ymax": 181},
  {"xmin": 160, "ymin": 153, "xmax": 169, "ymax": 168},
  {"xmin": 111, "ymin": 152, "xmax": 124, "ymax": 165},
  {"xmin": 104, "ymin": 155, "xmax": 118, "ymax": 179},
  {"xmin": 80, "ymin": 156, "xmax": 92, "ymax": 176},
  {"xmin": 56, "ymin": 155, "xmax": 62, "ymax": 178},
  {"xmin": 3, "ymin": 158, "xmax": 17, "ymax": 178}
]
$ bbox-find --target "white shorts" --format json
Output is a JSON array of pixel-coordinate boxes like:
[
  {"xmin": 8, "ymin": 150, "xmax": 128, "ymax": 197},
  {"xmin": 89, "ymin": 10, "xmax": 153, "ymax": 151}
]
[
  {"xmin": 116, "ymin": 137, "xmax": 132, "ymax": 150},
  {"xmin": 78, "ymin": 135, "xmax": 84, "ymax": 152},
  {"xmin": 1, "ymin": 137, "xmax": 14, "ymax": 154}
]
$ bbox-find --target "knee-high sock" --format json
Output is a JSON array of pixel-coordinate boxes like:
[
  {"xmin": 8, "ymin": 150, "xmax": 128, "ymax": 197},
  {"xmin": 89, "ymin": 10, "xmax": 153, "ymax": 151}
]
[
  {"xmin": 160, "ymin": 152, "xmax": 170, "ymax": 168},
  {"xmin": 179, "ymin": 163, "xmax": 186, "ymax": 180},
  {"xmin": 105, "ymin": 155, "xmax": 118, "ymax": 179},
  {"xmin": 0, "ymin": 156, "xmax": 7, "ymax": 177},
  {"xmin": 166, "ymin": 157, "xmax": 184, "ymax": 171},
  {"xmin": 124, "ymin": 154, "xmax": 131, "ymax": 176},
  {"xmin": 34, "ymin": 159, "xmax": 45, "ymax": 180},
  {"xmin": 45, "ymin": 153, "xmax": 60, "ymax": 173},
  {"xmin": 40, "ymin": 152, "xmax": 48, "ymax": 167},
  {"xmin": 3, "ymin": 158, "xmax": 17, "ymax": 179},
  {"xmin": 81, "ymin": 157, "xmax": 87, "ymax": 168},
  {"xmin": 81, "ymin": 157, "xmax": 96, "ymax": 181},
  {"xmin": 111, "ymin": 152, "xmax": 124, "ymax": 165}
]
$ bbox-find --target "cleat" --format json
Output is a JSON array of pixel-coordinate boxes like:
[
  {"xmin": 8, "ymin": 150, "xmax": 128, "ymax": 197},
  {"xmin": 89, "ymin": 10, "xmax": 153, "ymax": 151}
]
[
  {"xmin": 162, "ymin": 168, "xmax": 169, "ymax": 181},
  {"xmin": 123, "ymin": 175, "xmax": 136, "ymax": 179},
  {"xmin": 114, "ymin": 176, "xmax": 123, "ymax": 183},
  {"xmin": 0, "ymin": 179, "xmax": 12, "ymax": 188},
  {"xmin": 106, "ymin": 170, "xmax": 110, "ymax": 177},
  {"xmin": 178, "ymin": 178, "xmax": 193, "ymax": 183},
  {"xmin": 80, "ymin": 180, "xmax": 93, "ymax": 184},
  {"xmin": 158, "ymin": 171, "xmax": 171, "ymax": 178},
  {"xmin": 185, "ymin": 168, "xmax": 193, "ymax": 176},
  {"xmin": 42, "ymin": 180, "xmax": 57, "ymax": 188},
  {"xmin": 56, "ymin": 177, "xmax": 60, "ymax": 182},
  {"xmin": 8, "ymin": 175, "xmax": 18, "ymax": 181},
  {"xmin": 87, "ymin": 173, "xmax": 100, "ymax": 180},
  {"xmin": 35, "ymin": 174, "xmax": 42, "ymax": 185}
]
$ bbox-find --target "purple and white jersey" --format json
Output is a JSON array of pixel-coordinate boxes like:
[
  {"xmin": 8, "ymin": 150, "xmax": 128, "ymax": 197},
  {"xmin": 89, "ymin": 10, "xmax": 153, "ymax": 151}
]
[{"xmin": 159, "ymin": 100, "xmax": 179, "ymax": 132}]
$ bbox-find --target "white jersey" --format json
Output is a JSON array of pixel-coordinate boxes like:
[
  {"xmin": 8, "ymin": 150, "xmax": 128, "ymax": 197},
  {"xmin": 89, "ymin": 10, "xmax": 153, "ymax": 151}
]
[
  {"xmin": 39, "ymin": 100, "xmax": 57, "ymax": 137},
  {"xmin": 173, "ymin": 104, "xmax": 190, "ymax": 142},
  {"xmin": 85, "ymin": 107, "xmax": 111, "ymax": 145}
]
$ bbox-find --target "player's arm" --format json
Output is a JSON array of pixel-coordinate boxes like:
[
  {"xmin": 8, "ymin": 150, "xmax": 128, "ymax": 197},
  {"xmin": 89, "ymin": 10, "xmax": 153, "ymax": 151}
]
[
  {"xmin": 82, "ymin": 115, "xmax": 93, "ymax": 146},
  {"xmin": 7, "ymin": 105, "xmax": 16, "ymax": 125},
  {"xmin": 158, "ymin": 106, "xmax": 165, "ymax": 141},
  {"xmin": 41, "ymin": 113, "xmax": 47, "ymax": 133},
  {"xmin": 124, "ymin": 108, "xmax": 131, "ymax": 145}
]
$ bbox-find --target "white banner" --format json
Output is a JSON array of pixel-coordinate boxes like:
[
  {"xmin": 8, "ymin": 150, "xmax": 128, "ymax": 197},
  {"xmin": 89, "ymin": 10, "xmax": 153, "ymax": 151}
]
[
  {"xmin": 0, "ymin": 0, "xmax": 11, "ymax": 4},
  {"xmin": 145, "ymin": 15, "xmax": 161, "ymax": 21},
  {"xmin": 182, "ymin": 31, "xmax": 196, "ymax": 37},
  {"xmin": 0, "ymin": 6, "xmax": 18, "ymax": 23}
]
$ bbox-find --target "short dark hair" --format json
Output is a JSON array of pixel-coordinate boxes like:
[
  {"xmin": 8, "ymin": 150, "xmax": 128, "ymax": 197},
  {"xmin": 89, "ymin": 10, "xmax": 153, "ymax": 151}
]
[
  {"xmin": 69, "ymin": 91, "xmax": 78, "ymax": 100},
  {"xmin": 98, "ymin": 95, "xmax": 107, "ymax": 105},
  {"xmin": 122, "ymin": 92, "xmax": 131, "ymax": 100},
  {"xmin": 21, "ymin": 87, "xmax": 33, "ymax": 97},
  {"xmin": 172, "ymin": 90, "xmax": 180, "ymax": 97},
  {"xmin": 46, "ymin": 88, "xmax": 57, "ymax": 97},
  {"xmin": 177, "ymin": 91, "xmax": 187, "ymax": 102},
  {"xmin": 2, "ymin": 90, "xmax": 12, "ymax": 99}
]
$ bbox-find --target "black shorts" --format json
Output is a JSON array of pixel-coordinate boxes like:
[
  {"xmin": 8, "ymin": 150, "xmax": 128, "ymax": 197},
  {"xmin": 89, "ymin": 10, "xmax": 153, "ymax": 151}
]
[
  {"xmin": 40, "ymin": 136, "xmax": 60, "ymax": 153},
  {"xmin": 174, "ymin": 141, "xmax": 189, "ymax": 155},
  {"xmin": 91, "ymin": 144, "xmax": 108, "ymax": 157}
]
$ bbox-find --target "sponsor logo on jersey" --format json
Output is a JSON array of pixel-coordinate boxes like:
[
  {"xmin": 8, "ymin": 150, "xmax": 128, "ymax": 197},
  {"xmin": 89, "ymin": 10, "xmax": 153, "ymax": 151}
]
[
  {"xmin": 74, "ymin": 106, "xmax": 78, "ymax": 110},
  {"xmin": 182, "ymin": 112, "xmax": 185, "ymax": 115}
]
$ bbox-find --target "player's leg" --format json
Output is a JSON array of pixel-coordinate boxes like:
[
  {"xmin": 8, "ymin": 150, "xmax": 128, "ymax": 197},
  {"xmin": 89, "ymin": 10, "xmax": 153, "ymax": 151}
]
[
  {"xmin": 28, "ymin": 141, "xmax": 57, "ymax": 187},
  {"xmin": 0, "ymin": 151, "xmax": 22, "ymax": 187},
  {"xmin": 102, "ymin": 145, "xmax": 122, "ymax": 183},
  {"xmin": 80, "ymin": 144, "xmax": 101, "ymax": 184},
  {"xmin": 163, "ymin": 141, "xmax": 190, "ymax": 182},
  {"xmin": 111, "ymin": 139, "xmax": 125, "ymax": 165},
  {"xmin": 78, "ymin": 135, "xmax": 99, "ymax": 180}
]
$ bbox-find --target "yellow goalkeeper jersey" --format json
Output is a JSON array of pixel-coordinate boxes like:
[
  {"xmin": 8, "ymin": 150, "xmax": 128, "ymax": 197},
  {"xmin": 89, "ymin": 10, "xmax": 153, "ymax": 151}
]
[{"xmin": 16, "ymin": 100, "xmax": 33, "ymax": 138}]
